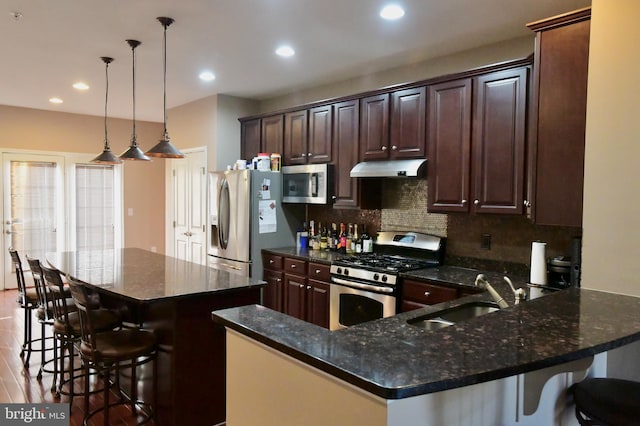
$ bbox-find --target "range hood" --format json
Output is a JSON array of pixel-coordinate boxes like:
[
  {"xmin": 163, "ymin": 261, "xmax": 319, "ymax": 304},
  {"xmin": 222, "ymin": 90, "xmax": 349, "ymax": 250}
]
[{"xmin": 350, "ymin": 159, "xmax": 427, "ymax": 178}]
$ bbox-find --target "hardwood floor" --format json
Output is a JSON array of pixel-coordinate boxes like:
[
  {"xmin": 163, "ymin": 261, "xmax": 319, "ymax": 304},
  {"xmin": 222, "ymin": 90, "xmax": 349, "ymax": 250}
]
[{"xmin": 0, "ymin": 288, "xmax": 156, "ymax": 425}]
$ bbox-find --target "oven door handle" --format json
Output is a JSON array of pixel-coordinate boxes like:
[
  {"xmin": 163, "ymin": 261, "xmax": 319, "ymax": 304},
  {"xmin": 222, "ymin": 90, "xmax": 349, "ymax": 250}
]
[{"xmin": 331, "ymin": 277, "xmax": 395, "ymax": 294}]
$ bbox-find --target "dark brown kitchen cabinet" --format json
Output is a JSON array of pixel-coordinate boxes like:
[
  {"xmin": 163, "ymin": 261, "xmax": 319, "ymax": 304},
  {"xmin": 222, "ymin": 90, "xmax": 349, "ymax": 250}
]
[
  {"xmin": 427, "ymin": 79, "xmax": 473, "ymax": 212},
  {"xmin": 284, "ymin": 110, "xmax": 308, "ymax": 165},
  {"xmin": 308, "ymin": 105, "xmax": 333, "ymax": 163},
  {"xmin": 471, "ymin": 67, "xmax": 528, "ymax": 214},
  {"xmin": 282, "ymin": 257, "xmax": 330, "ymax": 328},
  {"xmin": 333, "ymin": 99, "xmax": 381, "ymax": 209},
  {"xmin": 241, "ymin": 118, "xmax": 261, "ymax": 161},
  {"xmin": 261, "ymin": 114, "xmax": 284, "ymax": 156},
  {"xmin": 390, "ymin": 86, "xmax": 427, "ymax": 158},
  {"xmin": 426, "ymin": 66, "xmax": 527, "ymax": 215},
  {"xmin": 262, "ymin": 253, "xmax": 284, "ymax": 312},
  {"xmin": 359, "ymin": 93, "xmax": 390, "ymax": 161},
  {"xmin": 401, "ymin": 279, "xmax": 459, "ymax": 312},
  {"xmin": 527, "ymin": 8, "xmax": 590, "ymax": 227}
]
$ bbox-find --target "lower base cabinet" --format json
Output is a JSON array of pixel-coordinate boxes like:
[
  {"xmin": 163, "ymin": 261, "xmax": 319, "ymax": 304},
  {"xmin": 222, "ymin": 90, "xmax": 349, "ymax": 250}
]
[{"xmin": 401, "ymin": 279, "xmax": 481, "ymax": 312}]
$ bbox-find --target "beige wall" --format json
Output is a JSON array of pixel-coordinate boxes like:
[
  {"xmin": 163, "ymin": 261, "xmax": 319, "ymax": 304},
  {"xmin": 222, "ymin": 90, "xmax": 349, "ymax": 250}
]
[
  {"xmin": 581, "ymin": 0, "xmax": 640, "ymax": 295},
  {"xmin": 260, "ymin": 36, "xmax": 534, "ymax": 112},
  {"xmin": 0, "ymin": 105, "xmax": 166, "ymax": 253}
]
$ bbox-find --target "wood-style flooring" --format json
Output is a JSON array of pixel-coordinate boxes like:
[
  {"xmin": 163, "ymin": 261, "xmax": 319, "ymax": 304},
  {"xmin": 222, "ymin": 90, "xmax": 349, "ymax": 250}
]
[{"xmin": 0, "ymin": 288, "xmax": 156, "ymax": 425}]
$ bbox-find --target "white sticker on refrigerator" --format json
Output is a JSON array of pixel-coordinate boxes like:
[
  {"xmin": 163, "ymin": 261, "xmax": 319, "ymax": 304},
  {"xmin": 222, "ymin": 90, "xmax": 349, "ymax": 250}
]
[{"xmin": 258, "ymin": 199, "xmax": 277, "ymax": 233}]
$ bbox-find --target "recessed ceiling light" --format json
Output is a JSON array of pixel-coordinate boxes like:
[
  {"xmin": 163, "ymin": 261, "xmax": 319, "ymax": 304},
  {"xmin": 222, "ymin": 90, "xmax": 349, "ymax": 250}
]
[
  {"xmin": 380, "ymin": 4, "xmax": 405, "ymax": 20},
  {"xmin": 49, "ymin": 97, "xmax": 63, "ymax": 104},
  {"xmin": 73, "ymin": 82, "xmax": 90, "ymax": 90},
  {"xmin": 275, "ymin": 45, "xmax": 295, "ymax": 58},
  {"xmin": 199, "ymin": 71, "xmax": 216, "ymax": 82}
]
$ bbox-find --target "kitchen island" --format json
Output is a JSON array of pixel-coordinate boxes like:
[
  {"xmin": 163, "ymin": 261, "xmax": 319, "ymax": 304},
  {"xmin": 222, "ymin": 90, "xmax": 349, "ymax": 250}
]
[
  {"xmin": 212, "ymin": 286, "xmax": 640, "ymax": 425},
  {"xmin": 47, "ymin": 248, "xmax": 265, "ymax": 426}
]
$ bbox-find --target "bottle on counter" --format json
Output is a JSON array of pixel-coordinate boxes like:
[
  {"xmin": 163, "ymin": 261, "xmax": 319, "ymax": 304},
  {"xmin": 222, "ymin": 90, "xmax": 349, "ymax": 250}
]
[
  {"xmin": 320, "ymin": 225, "xmax": 328, "ymax": 250},
  {"xmin": 354, "ymin": 224, "xmax": 362, "ymax": 254},
  {"xmin": 329, "ymin": 223, "xmax": 338, "ymax": 251},
  {"xmin": 345, "ymin": 224, "xmax": 354, "ymax": 254},
  {"xmin": 308, "ymin": 220, "xmax": 315, "ymax": 250},
  {"xmin": 300, "ymin": 221, "xmax": 309, "ymax": 250},
  {"xmin": 361, "ymin": 225, "xmax": 373, "ymax": 253},
  {"xmin": 339, "ymin": 223, "xmax": 347, "ymax": 254},
  {"xmin": 312, "ymin": 222, "xmax": 321, "ymax": 250}
]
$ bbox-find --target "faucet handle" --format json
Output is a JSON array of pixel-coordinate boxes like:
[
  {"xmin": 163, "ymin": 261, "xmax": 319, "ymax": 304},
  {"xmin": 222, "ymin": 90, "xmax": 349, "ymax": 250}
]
[{"xmin": 504, "ymin": 276, "xmax": 527, "ymax": 304}]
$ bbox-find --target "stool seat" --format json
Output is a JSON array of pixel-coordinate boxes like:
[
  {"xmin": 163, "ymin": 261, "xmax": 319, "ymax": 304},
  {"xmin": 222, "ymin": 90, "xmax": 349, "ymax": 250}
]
[
  {"xmin": 78, "ymin": 328, "xmax": 156, "ymax": 361},
  {"xmin": 571, "ymin": 377, "xmax": 640, "ymax": 425},
  {"xmin": 37, "ymin": 299, "xmax": 77, "ymax": 321},
  {"xmin": 52, "ymin": 309, "xmax": 120, "ymax": 336},
  {"xmin": 19, "ymin": 288, "xmax": 39, "ymax": 306}
]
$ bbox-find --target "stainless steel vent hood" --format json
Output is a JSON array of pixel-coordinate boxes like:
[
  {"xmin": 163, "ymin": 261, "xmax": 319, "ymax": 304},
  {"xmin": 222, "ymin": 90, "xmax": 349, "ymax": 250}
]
[{"xmin": 350, "ymin": 159, "xmax": 426, "ymax": 178}]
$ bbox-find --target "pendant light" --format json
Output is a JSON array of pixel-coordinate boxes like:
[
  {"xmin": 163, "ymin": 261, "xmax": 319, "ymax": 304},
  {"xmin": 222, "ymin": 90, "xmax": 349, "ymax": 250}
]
[
  {"xmin": 92, "ymin": 57, "xmax": 123, "ymax": 164},
  {"xmin": 145, "ymin": 17, "xmax": 184, "ymax": 158},
  {"xmin": 120, "ymin": 39, "xmax": 150, "ymax": 161}
]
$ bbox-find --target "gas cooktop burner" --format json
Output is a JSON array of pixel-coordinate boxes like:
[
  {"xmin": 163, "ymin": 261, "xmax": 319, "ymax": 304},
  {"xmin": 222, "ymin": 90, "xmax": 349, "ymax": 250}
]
[{"xmin": 334, "ymin": 254, "xmax": 438, "ymax": 273}]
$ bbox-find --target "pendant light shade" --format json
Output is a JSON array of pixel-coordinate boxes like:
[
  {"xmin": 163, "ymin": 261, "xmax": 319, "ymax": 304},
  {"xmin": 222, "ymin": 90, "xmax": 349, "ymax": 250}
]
[
  {"xmin": 146, "ymin": 17, "xmax": 184, "ymax": 159},
  {"xmin": 92, "ymin": 57, "xmax": 123, "ymax": 164},
  {"xmin": 120, "ymin": 39, "xmax": 150, "ymax": 161}
]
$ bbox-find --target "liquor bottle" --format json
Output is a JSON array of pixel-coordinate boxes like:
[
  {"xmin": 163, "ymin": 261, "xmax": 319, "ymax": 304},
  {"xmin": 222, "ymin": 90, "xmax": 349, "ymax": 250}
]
[
  {"xmin": 320, "ymin": 225, "xmax": 328, "ymax": 250},
  {"xmin": 312, "ymin": 222, "xmax": 321, "ymax": 250},
  {"xmin": 339, "ymin": 223, "xmax": 348, "ymax": 254},
  {"xmin": 346, "ymin": 224, "xmax": 354, "ymax": 254},
  {"xmin": 361, "ymin": 225, "xmax": 373, "ymax": 253},
  {"xmin": 308, "ymin": 220, "xmax": 315, "ymax": 250},
  {"xmin": 300, "ymin": 221, "xmax": 309, "ymax": 249},
  {"xmin": 329, "ymin": 223, "xmax": 338, "ymax": 251},
  {"xmin": 354, "ymin": 224, "xmax": 362, "ymax": 254}
]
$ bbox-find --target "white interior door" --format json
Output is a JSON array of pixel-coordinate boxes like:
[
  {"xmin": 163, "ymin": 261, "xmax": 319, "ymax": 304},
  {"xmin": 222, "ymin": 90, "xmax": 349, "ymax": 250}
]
[
  {"xmin": 2, "ymin": 153, "xmax": 65, "ymax": 289},
  {"xmin": 172, "ymin": 149, "xmax": 207, "ymax": 264}
]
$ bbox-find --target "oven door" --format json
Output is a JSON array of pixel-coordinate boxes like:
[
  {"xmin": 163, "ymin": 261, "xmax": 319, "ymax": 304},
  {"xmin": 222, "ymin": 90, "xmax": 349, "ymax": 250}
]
[{"xmin": 329, "ymin": 279, "xmax": 396, "ymax": 330}]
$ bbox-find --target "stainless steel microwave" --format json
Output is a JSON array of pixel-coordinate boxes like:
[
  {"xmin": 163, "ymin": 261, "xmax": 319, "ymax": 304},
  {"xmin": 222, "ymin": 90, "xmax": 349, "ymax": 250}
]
[{"xmin": 281, "ymin": 163, "xmax": 333, "ymax": 204}]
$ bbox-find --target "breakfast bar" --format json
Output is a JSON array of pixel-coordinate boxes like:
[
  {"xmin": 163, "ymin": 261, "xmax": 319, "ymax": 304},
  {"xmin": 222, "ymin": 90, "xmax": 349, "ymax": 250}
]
[
  {"xmin": 47, "ymin": 248, "xmax": 265, "ymax": 426},
  {"xmin": 213, "ymin": 287, "xmax": 640, "ymax": 425}
]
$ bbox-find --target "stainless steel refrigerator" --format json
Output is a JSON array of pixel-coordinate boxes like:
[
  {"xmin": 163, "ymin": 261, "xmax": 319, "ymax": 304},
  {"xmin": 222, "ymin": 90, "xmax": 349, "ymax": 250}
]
[{"xmin": 208, "ymin": 169, "xmax": 301, "ymax": 278}]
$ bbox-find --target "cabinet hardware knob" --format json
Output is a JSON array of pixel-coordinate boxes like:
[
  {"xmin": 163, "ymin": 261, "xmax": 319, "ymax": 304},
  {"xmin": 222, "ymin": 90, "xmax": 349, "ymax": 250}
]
[
  {"xmin": 299, "ymin": 284, "xmax": 304, "ymax": 288},
  {"xmin": 315, "ymin": 269, "xmax": 321, "ymax": 274},
  {"xmin": 523, "ymin": 200, "xmax": 531, "ymax": 207},
  {"xmin": 276, "ymin": 279, "xmax": 281, "ymax": 282},
  {"xmin": 269, "ymin": 259, "xmax": 274, "ymax": 264},
  {"xmin": 332, "ymin": 195, "xmax": 337, "ymax": 200},
  {"xmin": 391, "ymin": 145, "xmax": 397, "ymax": 150},
  {"xmin": 461, "ymin": 199, "xmax": 467, "ymax": 204},
  {"xmin": 291, "ymin": 264, "xmax": 296, "ymax": 268},
  {"xmin": 308, "ymin": 152, "xmax": 312, "ymax": 156},
  {"xmin": 424, "ymin": 291, "xmax": 431, "ymax": 297},
  {"xmin": 474, "ymin": 199, "xmax": 479, "ymax": 205},
  {"xmin": 301, "ymin": 153, "xmax": 306, "ymax": 157},
  {"xmin": 381, "ymin": 146, "xmax": 387, "ymax": 151},
  {"xmin": 307, "ymin": 286, "xmax": 311, "ymax": 290}
]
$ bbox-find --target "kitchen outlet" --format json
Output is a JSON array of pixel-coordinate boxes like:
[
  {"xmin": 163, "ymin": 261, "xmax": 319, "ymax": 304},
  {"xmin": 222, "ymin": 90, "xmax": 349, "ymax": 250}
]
[
  {"xmin": 481, "ymin": 234, "xmax": 491, "ymax": 250},
  {"xmin": 127, "ymin": 208, "xmax": 133, "ymax": 216},
  {"xmin": 150, "ymin": 246, "xmax": 157, "ymax": 253}
]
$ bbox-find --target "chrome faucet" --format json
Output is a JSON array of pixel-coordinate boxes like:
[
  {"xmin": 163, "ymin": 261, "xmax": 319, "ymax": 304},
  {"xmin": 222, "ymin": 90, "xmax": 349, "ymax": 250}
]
[{"xmin": 474, "ymin": 274, "xmax": 527, "ymax": 308}]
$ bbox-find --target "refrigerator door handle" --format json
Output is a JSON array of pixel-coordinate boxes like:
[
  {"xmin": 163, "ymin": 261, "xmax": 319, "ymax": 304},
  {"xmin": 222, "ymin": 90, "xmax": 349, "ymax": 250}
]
[
  {"xmin": 310, "ymin": 173, "xmax": 319, "ymax": 197},
  {"xmin": 218, "ymin": 178, "xmax": 230, "ymax": 249}
]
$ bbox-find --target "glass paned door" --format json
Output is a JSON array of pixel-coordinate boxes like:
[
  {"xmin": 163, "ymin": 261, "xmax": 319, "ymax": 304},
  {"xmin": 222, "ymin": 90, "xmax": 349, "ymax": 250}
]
[
  {"xmin": 75, "ymin": 164, "xmax": 115, "ymax": 251},
  {"xmin": 2, "ymin": 153, "xmax": 64, "ymax": 289}
]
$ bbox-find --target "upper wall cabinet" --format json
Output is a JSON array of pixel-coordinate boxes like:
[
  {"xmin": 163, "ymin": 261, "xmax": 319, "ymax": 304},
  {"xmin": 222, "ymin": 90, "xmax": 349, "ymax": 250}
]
[
  {"xmin": 261, "ymin": 114, "xmax": 284, "ymax": 157},
  {"xmin": 308, "ymin": 105, "xmax": 333, "ymax": 163},
  {"xmin": 359, "ymin": 88, "xmax": 426, "ymax": 161},
  {"xmin": 241, "ymin": 115, "xmax": 284, "ymax": 160},
  {"xmin": 284, "ymin": 106, "xmax": 333, "ymax": 165},
  {"xmin": 284, "ymin": 110, "xmax": 308, "ymax": 165},
  {"xmin": 527, "ymin": 8, "xmax": 590, "ymax": 227},
  {"xmin": 427, "ymin": 66, "xmax": 528, "ymax": 215},
  {"xmin": 241, "ymin": 118, "xmax": 261, "ymax": 161}
]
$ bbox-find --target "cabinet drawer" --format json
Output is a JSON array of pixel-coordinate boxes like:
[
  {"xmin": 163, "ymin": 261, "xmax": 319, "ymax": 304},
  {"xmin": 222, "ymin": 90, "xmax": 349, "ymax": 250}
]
[
  {"xmin": 263, "ymin": 253, "xmax": 283, "ymax": 271},
  {"xmin": 284, "ymin": 258, "xmax": 307, "ymax": 275},
  {"xmin": 402, "ymin": 280, "xmax": 458, "ymax": 306},
  {"xmin": 308, "ymin": 262, "xmax": 330, "ymax": 282}
]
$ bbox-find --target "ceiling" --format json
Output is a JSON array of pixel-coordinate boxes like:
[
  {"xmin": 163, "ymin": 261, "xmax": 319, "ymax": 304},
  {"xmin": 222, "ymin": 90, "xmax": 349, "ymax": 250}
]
[{"xmin": 1, "ymin": 0, "xmax": 590, "ymax": 122}]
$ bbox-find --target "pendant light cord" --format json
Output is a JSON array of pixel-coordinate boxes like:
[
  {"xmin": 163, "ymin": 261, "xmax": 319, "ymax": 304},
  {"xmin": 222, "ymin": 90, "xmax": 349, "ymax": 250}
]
[
  {"xmin": 104, "ymin": 59, "xmax": 110, "ymax": 150},
  {"xmin": 131, "ymin": 43, "xmax": 137, "ymax": 144},
  {"xmin": 162, "ymin": 21, "xmax": 168, "ymax": 137}
]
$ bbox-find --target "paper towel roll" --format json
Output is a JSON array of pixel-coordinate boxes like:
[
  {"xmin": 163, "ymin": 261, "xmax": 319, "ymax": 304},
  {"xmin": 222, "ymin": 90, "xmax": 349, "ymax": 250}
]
[{"xmin": 530, "ymin": 241, "xmax": 548, "ymax": 285}]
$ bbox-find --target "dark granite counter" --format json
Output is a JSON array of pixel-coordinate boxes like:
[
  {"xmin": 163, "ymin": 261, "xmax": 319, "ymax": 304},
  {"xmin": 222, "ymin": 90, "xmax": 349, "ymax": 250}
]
[
  {"xmin": 47, "ymin": 248, "xmax": 265, "ymax": 303},
  {"xmin": 213, "ymin": 287, "xmax": 640, "ymax": 400},
  {"xmin": 263, "ymin": 247, "xmax": 345, "ymax": 265}
]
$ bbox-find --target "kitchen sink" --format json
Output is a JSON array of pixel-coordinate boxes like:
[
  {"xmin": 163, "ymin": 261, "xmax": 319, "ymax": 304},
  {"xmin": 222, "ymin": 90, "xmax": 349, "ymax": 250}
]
[{"xmin": 408, "ymin": 301, "xmax": 501, "ymax": 331}]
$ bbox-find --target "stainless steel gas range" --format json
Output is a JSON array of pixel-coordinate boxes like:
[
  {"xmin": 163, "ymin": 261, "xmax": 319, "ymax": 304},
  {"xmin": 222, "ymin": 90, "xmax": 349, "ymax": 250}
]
[{"xmin": 329, "ymin": 231, "xmax": 444, "ymax": 330}]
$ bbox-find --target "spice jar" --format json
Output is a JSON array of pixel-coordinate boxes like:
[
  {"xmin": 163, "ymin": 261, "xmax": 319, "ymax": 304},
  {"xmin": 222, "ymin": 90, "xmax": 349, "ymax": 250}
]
[{"xmin": 270, "ymin": 153, "xmax": 281, "ymax": 172}]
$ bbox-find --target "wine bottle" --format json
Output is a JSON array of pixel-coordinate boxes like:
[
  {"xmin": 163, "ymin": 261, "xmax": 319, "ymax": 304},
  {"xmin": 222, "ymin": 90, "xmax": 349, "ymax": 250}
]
[
  {"xmin": 361, "ymin": 225, "xmax": 373, "ymax": 253},
  {"xmin": 339, "ymin": 223, "xmax": 347, "ymax": 254},
  {"xmin": 354, "ymin": 224, "xmax": 362, "ymax": 254},
  {"xmin": 320, "ymin": 225, "xmax": 328, "ymax": 250}
]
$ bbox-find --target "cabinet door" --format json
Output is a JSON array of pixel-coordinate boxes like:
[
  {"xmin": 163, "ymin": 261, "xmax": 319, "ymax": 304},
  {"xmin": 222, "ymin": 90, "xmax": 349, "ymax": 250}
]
[
  {"xmin": 284, "ymin": 110, "xmax": 308, "ymax": 165},
  {"xmin": 332, "ymin": 100, "xmax": 360, "ymax": 208},
  {"xmin": 263, "ymin": 269, "xmax": 284, "ymax": 312},
  {"xmin": 472, "ymin": 68, "xmax": 527, "ymax": 214},
  {"xmin": 308, "ymin": 105, "xmax": 333, "ymax": 163},
  {"xmin": 241, "ymin": 118, "xmax": 261, "ymax": 161},
  {"xmin": 390, "ymin": 87, "xmax": 426, "ymax": 158},
  {"xmin": 401, "ymin": 279, "xmax": 459, "ymax": 312},
  {"xmin": 284, "ymin": 273, "xmax": 306, "ymax": 321},
  {"xmin": 529, "ymin": 16, "xmax": 590, "ymax": 227},
  {"xmin": 359, "ymin": 94, "xmax": 389, "ymax": 160},
  {"xmin": 306, "ymin": 279, "xmax": 330, "ymax": 328},
  {"xmin": 427, "ymin": 79, "xmax": 472, "ymax": 212},
  {"xmin": 261, "ymin": 114, "xmax": 284, "ymax": 156}
]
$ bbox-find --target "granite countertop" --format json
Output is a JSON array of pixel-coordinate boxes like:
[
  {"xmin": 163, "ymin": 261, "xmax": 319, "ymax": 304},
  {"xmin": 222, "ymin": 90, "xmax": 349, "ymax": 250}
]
[
  {"xmin": 263, "ymin": 247, "xmax": 345, "ymax": 265},
  {"xmin": 213, "ymin": 287, "xmax": 640, "ymax": 400},
  {"xmin": 47, "ymin": 248, "xmax": 265, "ymax": 303}
]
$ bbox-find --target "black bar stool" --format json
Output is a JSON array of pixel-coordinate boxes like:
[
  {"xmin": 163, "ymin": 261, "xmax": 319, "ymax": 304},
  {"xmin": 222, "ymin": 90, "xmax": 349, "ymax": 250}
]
[
  {"xmin": 41, "ymin": 264, "xmax": 121, "ymax": 402},
  {"xmin": 8, "ymin": 248, "xmax": 39, "ymax": 367},
  {"xmin": 569, "ymin": 377, "xmax": 640, "ymax": 425},
  {"xmin": 67, "ymin": 275, "xmax": 158, "ymax": 425}
]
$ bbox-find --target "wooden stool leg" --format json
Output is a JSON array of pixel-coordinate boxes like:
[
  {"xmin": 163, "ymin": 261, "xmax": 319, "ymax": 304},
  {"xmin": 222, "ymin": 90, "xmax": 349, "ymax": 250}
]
[{"xmin": 130, "ymin": 359, "xmax": 137, "ymax": 413}]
